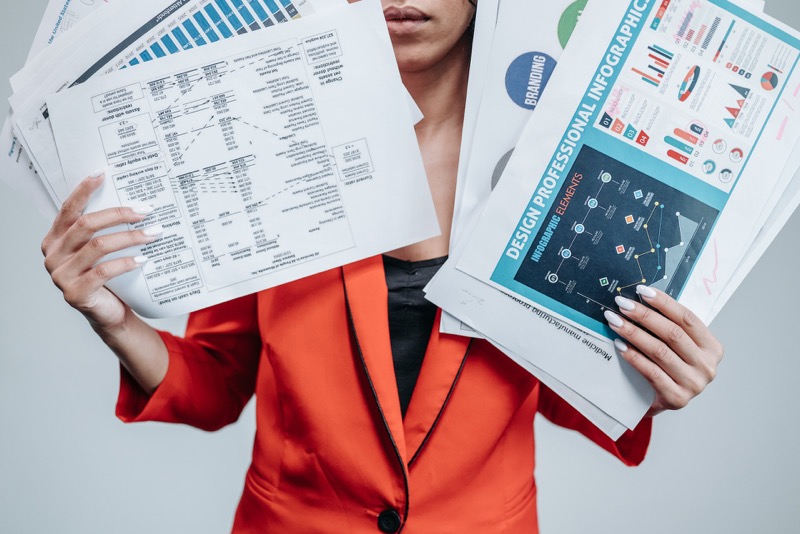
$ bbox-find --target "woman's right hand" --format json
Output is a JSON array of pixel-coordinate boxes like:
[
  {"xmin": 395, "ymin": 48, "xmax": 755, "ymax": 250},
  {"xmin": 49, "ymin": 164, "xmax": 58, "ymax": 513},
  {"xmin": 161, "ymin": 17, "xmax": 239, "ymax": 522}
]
[{"xmin": 41, "ymin": 171, "xmax": 163, "ymax": 333}]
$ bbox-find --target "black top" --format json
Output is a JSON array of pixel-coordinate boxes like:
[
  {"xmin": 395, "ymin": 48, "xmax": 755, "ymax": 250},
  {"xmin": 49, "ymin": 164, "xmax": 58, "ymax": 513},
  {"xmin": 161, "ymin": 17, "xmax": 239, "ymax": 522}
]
[{"xmin": 382, "ymin": 255, "xmax": 447, "ymax": 418}]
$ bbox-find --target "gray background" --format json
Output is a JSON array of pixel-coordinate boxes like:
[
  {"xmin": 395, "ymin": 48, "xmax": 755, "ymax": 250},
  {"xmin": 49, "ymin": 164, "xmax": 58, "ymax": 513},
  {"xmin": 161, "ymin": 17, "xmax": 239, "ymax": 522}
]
[{"xmin": 1, "ymin": 2, "xmax": 798, "ymax": 533}]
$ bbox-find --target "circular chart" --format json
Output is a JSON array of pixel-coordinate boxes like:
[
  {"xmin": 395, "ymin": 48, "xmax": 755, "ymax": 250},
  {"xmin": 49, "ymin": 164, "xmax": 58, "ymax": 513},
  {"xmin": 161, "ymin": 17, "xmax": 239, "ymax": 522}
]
[
  {"xmin": 761, "ymin": 71, "xmax": 779, "ymax": 91},
  {"xmin": 558, "ymin": 0, "xmax": 588, "ymax": 49},
  {"xmin": 505, "ymin": 52, "xmax": 557, "ymax": 110}
]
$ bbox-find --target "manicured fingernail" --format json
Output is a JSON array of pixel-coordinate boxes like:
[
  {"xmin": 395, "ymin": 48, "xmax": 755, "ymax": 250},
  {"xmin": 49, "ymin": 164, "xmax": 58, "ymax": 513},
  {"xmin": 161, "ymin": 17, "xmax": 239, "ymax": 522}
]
[
  {"xmin": 615, "ymin": 295, "xmax": 636, "ymax": 312},
  {"xmin": 604, "ymin": 310, "xmax": 624, "ymax": 328},
  {"xmin": 636, "ymin": 285, "xmax": 657, "ymax": 299},
  {"xmin": 614, "ymin": 338, "xmax": 628, "ymax": 353},
  {"xmin": 89, "ymin": 169, "xmax": 105, "ymax": 179},
  {"xmin": 134, "ymin": 256, "xmax": 149, "ymax": 265},
  {"xmin": 131, "ymin": 205, "xmax": 154, "ymax": 215},
  {"xmin": 143, "ymin": 225, "xmax": 164, "ymax": 237}
]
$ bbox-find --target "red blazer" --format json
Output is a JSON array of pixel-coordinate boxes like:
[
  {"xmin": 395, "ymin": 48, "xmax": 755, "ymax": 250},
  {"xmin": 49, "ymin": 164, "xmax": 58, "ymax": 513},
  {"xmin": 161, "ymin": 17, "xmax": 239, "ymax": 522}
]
[{"xmin": 117, "ymin": 256, "xmax": 651, "ymax": 533}]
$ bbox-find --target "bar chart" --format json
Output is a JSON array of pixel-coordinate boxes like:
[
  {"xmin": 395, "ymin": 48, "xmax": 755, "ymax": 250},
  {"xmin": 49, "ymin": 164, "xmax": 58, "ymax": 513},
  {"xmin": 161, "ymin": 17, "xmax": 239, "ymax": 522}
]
[{"xmin": 125, "ymin": 0, "xmax": 302, "ymax": 69}]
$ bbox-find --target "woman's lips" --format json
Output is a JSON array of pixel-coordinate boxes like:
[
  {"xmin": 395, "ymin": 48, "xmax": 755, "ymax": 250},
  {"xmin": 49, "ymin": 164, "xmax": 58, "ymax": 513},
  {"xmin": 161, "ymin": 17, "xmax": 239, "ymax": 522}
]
[{"xmin": 384, "ymin": 6, "xmax": 430, "ymax": 35}]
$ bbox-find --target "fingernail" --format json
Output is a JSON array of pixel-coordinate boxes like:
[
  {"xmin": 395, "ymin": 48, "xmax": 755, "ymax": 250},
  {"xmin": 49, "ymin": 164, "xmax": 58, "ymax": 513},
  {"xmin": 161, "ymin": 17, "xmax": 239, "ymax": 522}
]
[
  {"xmin": 131, "ymin": 205, "xmax": 154, "ymax": 215},
  {"xmin": 614, "ymin": 338, "xmax": 628, "ymax": 353},
  {"xmin": 143, "ymin": 225, "xmax": 164, "ymax": 237},
  {"xmin": 89, "ymin": 169, "xmax": 105, "ymax": 179},
  {"xmin": 637, "ymin": 285, "xmax": 657, "ymax": 299},
  {"xmin": 134, "ymin": 256, "xmax": 149, "ymax": 265},
  {"xmin": 604, "ymin": 310, "xmax": 624, "ymax": 328},
  {"xmin": 615, "ymin": 295, "xmax": 636, "ymax": 312}
]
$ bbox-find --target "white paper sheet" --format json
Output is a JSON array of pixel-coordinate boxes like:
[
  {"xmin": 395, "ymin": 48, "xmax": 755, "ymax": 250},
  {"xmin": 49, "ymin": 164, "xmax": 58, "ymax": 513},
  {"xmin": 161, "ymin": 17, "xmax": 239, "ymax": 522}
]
[
  {"xmin": 458, "ymin": 0, "xmax": 800, "ymax": 337},
  {"xmin": 431, "ymin": 0, "xmax": 800, "ymax": 433},
  {"xmin": 443, "ymin": 0, "xmax": 768, "ymax": 337},
  {"xmin": 46, "ymin": 0, "xmax": 439, "ymax": 318},
  {"xmin": 443, "ymin": 0, "xmax": 588, "ymax": 337},
  {"xmin": 11, "ymin": 0, "xmax": 322, "ymax": 206},
  {"xmin": 0, "ymin": 0, "xmax": 111, "ymax": 219}
]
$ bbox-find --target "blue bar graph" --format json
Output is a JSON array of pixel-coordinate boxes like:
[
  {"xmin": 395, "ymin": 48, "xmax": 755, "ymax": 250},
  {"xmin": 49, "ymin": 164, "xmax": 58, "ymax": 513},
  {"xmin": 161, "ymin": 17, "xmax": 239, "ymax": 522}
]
[
  {"xmin": 193, "ymin": 12, "xmax": 220, "ymax": 43},
  {"xmin": 130, "ymin": 58, "xmax": 140, "ymax": 66},
  {"xmin": 204, "ymin": 5, "xmax": 234, "ymax": 39},
  {"xmin": 261, "ymin": 0, "xmax": 287, "ymax": 22},
  {"xmin": 161, "ymin": 34, "xmax": 180, "ymax": 54},
  {"xmin": 231, "ymin": 0, "xmax": 261, "ymax": 30},
  {"xmin": 246, "ymin": 0, "xmax": 272, "ymax": 26},
  {"xmin": 140, "ymin": 50, "xmax": 154, "ymax": 62},
  {"xmin": 183, "ymin": 20, "xmax": 208, "ymax": 46},
  {"xmin": 215, "ymin": 0, "xmax": 247, "ymax": 34},
  {"xmin": 172, "ymin": 27, "xmax": 193, "ymax": 50},
  {"xmin": 151, "ymin": 42, "xmax": 167, "ymax": 58},
  {"xmin": 277, "ymin": 0, "xmax": 298, "ymax": 18}
]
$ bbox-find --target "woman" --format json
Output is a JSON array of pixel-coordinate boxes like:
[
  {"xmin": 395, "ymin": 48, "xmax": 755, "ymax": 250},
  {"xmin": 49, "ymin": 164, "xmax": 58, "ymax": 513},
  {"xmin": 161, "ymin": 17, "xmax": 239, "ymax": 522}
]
[{"xmin": 41, "ymin": 1, "xmax": 723, "ymax": 532}]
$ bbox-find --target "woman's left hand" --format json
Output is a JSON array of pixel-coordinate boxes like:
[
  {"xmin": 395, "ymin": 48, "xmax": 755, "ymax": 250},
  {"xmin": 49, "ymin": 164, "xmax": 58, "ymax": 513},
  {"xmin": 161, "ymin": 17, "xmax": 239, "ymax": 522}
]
[{"xmin": 604, "ymin": 285, "xmax": 724, "ymax": 418}]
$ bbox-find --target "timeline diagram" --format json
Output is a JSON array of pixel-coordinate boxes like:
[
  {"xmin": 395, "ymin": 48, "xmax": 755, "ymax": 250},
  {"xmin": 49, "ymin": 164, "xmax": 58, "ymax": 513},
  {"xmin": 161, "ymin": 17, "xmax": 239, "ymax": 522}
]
[{"xmin": 513, "ymin": 145, "xmax": 719, "ymax": 324}]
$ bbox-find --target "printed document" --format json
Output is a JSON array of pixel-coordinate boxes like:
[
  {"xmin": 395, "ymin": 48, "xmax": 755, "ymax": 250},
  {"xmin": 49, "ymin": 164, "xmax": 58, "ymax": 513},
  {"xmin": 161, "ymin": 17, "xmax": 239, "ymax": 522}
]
[
  {"xmin": 11, "ymin": 0, "xmax": 319, "ymax": 207},
  {"xmin": 45, "ymin": 0, "xmax": 439, "ymax": 318},
  {"xmin": 430, "ymin": 0, "xmax": 800, "ymax": 431}
]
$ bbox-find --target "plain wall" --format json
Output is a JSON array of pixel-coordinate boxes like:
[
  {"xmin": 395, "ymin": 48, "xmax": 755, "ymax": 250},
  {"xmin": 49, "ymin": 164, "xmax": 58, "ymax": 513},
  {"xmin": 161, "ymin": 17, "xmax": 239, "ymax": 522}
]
[{"xmin": 1, "ymin": 2, "xmax": 799, "ymax": 533}]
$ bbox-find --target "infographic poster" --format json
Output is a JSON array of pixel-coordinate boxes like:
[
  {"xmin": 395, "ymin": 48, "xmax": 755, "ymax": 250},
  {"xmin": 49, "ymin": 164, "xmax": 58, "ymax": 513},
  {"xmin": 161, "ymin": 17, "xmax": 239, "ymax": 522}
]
[{"xmin": 459, "ymin": 0, "xmax": 800, "ymax": 339}]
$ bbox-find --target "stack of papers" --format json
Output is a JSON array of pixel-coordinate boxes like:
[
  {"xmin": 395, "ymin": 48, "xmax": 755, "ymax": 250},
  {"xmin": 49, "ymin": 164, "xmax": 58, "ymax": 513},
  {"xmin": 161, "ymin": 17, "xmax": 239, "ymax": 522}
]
[
  {"xmin": 3, "ymin": 0, "xmax": 439, "ymax": 317},
  {"xmin": 427, "ymin": 0, "xmax": 800, "ymax": 438},
  {"xmin": 4, "ymin": 0, "xmax": 800, "ymax": 439}
]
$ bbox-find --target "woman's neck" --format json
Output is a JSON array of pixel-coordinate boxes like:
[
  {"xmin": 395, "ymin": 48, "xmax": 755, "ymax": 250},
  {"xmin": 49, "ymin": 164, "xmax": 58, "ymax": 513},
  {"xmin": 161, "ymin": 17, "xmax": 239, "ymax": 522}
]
[
  {"xmin": 401, "ymin": 34, "xmax": 471, "ymax": 135},
  {"xmin": 385, "ymin": 35, "xmax": 471, "ymax": 262}
]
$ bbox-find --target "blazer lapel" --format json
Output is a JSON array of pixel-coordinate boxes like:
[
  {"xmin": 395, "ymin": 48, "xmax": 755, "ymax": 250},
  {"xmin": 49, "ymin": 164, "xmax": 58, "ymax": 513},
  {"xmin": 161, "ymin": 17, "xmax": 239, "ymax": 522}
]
[
  {"xmin": 403, "ymin": 311, "xmax": 472, "ymax": 465},
  {"xmin": 342, "ymin": 257, "xmax": 408, "ymax": 463}
]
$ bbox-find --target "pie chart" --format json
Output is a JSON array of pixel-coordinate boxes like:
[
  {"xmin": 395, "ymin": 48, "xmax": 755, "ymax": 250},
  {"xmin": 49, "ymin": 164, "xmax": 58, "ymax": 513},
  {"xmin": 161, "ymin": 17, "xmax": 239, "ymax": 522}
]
[{"xmin": 761, "ymin": 71, "xmax": 779, "ymax": 91}]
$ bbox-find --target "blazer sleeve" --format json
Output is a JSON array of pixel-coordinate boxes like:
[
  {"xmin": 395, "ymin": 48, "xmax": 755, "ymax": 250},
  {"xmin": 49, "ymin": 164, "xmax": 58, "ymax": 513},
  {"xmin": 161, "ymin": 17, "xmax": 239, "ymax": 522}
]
[
  {"xmin": 537, "ymin": 384, "xmax": 652, "ymax": 466},
  {"xmin": 116, "ymin": 294, "xmax": 262, "ymax": 432}
]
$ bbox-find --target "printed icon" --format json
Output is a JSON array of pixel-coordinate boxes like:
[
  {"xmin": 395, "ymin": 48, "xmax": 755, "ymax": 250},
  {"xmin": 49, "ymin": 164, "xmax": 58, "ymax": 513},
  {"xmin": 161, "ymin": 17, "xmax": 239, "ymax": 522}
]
[
  {"xmin": 712, "ymin": 139, "xmax": 727, "ymax": 154},
  {"xmin": 616, "ymin": 245, "xmax": 626, "ymax": 254},
  {"xmin": 729, "ymin": 148, "xmax": 744, "ymax": 162},
  {"xmin": 633, "ymin": 189, "xmax": 644, "ymax": 199},
  {"xmin": 702, "ymin": 160, "xmax": 717, "ymax": 174},
  {"xmin": 719, "ymin": 168, "xmax": 733, "ymax": 183},
  {"xmin": 625, "ymin": 215, "xmax": 635, "ymax": 224},
  {"xmin": 600, "ymin": 277, "xmax": 609, "ymax": 287}
]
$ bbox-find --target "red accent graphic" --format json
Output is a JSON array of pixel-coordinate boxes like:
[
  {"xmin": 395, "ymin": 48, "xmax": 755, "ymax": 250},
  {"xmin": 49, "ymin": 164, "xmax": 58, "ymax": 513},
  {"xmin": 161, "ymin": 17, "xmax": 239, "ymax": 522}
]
[{"xmin": 667, "ymin": 150, "xmax": 689, "ymax": 164}]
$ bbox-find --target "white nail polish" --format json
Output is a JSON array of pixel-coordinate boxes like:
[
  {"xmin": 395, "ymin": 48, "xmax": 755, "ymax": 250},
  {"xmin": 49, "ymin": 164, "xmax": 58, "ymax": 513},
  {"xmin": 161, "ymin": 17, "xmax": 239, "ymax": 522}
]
[
  {"xmin": 615, "ymin": 295, "xmax": 636, "ymax": 312},
  {"xmin": 637, "ymin": 285, "xmax": 657, "ymax": 299},
  {"xmin": 134, "ymin": 256, "xmax": 149, "ymax": 265},
  {"xmin": 614, "ymin": 339, "xmax": 628, "ymax": 353},
  {"xmin": 143, "ymin": 225, "xmax": 164, "ymax": 237},
  {"xmin": 131, "ymin": 205, "xmax": 154, "ymax": 215},
  {"xmin": 604, "ymin": 310, "xmax": 624, "ymax": 328},
  {"xmin": 89, "ymin": 169, "xmax": 105, "ymax": 179}
]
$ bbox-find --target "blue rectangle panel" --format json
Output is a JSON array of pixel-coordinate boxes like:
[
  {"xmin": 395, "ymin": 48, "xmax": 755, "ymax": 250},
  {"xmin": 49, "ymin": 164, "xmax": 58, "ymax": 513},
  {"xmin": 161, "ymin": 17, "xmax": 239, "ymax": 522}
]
[
  {"xmin": 151, "ymin": 43, "xmax": 166, "ymax": 58},
  {"xmin": 193, "ymin": 12, "xmax": 220, "ymax": 42},
  {"xmin": 161, "ymin": 35, "xmax": 179, "ymax": 54},
  {"xmin": 172, "ymin": 27, "xmax": 193, "ymax": 49},
  {"xmin": 182, "ymin": 20, "xmax": 207, "ymax": 46},
  {"xmin": 277, "ymin": 0, "xmax": 298, "ymax": 18},
  {"xmin": 261, "ymin": 0, "xmax": 286, "ymax": 22},
  {"xmin": 246, "ymin": 0, "xmax": 271, "ymax": 24},
  {"xmin": 230, "ymin": 0, "xmax": 258, "ymax": 27},
  {"xmin": 215, "ymin": 0, "xmax": 244, "ymax": 32},
  {"xmin": 205, "ymin": 5, "xmax": 234, "ymax": 38}
]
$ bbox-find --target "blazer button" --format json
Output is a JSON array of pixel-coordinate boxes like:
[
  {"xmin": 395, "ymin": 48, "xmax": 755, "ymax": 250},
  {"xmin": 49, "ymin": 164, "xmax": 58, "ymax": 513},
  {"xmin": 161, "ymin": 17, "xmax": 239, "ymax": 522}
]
[{"xmin": 377, "ymin": 509, "xmax": 402, "ymax": 533}]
